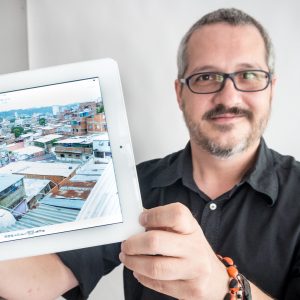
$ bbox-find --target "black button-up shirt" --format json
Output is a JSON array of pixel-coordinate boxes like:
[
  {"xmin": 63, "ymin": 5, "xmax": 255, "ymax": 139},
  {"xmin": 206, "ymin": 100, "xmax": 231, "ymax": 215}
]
[{"xmin": 60, "ymin": 139, "xmax": 300, "ymax": 300}]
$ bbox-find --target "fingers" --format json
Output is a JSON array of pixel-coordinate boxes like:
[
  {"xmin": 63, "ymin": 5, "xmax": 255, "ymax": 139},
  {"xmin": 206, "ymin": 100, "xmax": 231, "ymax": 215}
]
[
  {"xmin": 132, "ymin": 272, "xmax": 202, "ymax": 300},
  {"xmin": 119, "ymin": 253, "xmax": 201, "ymax": 281},
  {"xmin": 121, "ymin": 230, "xmax": 196, "ymax": 257},
  {"xmin": 140, "ymin": 202, "xmax": 198, "ymax": 234}
]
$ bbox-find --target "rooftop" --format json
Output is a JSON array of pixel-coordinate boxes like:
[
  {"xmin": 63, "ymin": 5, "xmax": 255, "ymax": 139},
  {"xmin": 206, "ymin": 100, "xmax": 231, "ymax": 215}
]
[
  {"xmin": 34, "ymin": 134, "xmax": 63, "ymax": 143},
  {"xmin": 0, "ymin": 174, "xmax": 24, "ymax": 193},
  {"xmin": 93, "ymin": 133, "xmax": 109, "ymax": 141},
  {"xmin": 0, "ymin": 161, "xmax": 80, "ymax": 177},
  {"xmin": 12, "ymin": 146, "xmax": 44, "ymax": 156},
  {"xmin": 0, "ymin": 203, "xmax": 79, "ymax": 233},
  {"xmin": 76, "ymin": 159, "xmax": 106, "ymax": 176},
  {"xmin": 51, "ymin": 181, "xmax": 95, "ymax": 200},
  {"xmin": 23, "ymin": 178, "xmax": 51, "ymax": 201},
  {"xmin": 55, "ymin": 134, "xmax": 103, "ymax": 145},
  {"xmin": 70, "ymin": 174, "xmax": 100, "ymax": 182}
]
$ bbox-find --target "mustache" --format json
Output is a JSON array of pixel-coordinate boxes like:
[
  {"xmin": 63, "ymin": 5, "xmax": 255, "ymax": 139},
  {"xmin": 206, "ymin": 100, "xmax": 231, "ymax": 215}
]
[{"xmin": 203, "ymin": 104, "xmax": 253, "ymax": 120}]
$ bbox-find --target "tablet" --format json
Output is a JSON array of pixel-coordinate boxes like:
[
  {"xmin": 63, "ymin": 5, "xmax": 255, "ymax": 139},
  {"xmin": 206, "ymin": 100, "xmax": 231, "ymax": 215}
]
[{"xmin": 0, "ymin": 58, "xmax": 143, "ymax": 261}]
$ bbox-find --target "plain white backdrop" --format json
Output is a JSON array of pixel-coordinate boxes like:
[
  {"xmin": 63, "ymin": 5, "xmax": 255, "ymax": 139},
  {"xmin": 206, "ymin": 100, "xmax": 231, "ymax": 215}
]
[{"xmin": 2, "ymin": 0, "xmax": 300, "ymax": 299}]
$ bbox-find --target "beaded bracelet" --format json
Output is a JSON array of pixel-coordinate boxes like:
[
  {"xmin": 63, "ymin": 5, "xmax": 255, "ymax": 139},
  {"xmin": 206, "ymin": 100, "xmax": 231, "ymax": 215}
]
[{"xmin": 217, "ymin": 255, "xmax": 251, "ymax": 300}]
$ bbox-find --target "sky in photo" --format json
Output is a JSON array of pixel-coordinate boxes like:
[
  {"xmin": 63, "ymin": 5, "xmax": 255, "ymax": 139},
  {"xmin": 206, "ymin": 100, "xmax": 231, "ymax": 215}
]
[{"xmin": 0, "ymin": 77, "xmax": 102, "ymax": 112}]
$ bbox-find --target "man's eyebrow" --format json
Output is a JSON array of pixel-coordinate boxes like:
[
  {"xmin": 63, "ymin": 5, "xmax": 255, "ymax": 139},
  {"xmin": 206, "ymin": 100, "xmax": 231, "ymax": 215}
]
[
  {"xmin": 236, "ymin": 63, "xmax": 265, "ymax": 70},
  {"xmin": 187, "ymin": 63, "xmax": 266, "ymax": 75},
  {"xmin": 188, "ymin": 66, "xmax": 218, "ymax": 74}
]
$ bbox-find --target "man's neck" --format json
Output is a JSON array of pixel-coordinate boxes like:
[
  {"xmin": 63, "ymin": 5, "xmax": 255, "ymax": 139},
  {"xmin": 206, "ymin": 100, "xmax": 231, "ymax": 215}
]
[{"xmin": 191, "ymin": 140, "xmax": 260, "ymax": 200}]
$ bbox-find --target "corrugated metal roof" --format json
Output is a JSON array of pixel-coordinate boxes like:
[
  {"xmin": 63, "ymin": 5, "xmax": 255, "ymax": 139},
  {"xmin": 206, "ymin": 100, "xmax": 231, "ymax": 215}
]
[
  {"xmin": 51, "ymin": 188, "xmax": 91, "ymax": 200},
  {"xmin": 76, "ymin": 160, "xmax": 122, "ymax": 220},
  {"xmin": 70, "ymin": 174, "xmax": 100, "ymax": 182},
  {"xmin": 0, "ymin": 203, "xmax": 79, "ymax": 233},
  {"xmin": 40, "ymin": 198, "xmax": 84, "ymax": 209}
]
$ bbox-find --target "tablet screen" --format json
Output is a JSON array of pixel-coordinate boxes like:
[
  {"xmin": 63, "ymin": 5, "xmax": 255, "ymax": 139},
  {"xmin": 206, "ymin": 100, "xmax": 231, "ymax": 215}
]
[{"xmin": 0, "ymin": 77, "xmax": 123, "ymax": 242}]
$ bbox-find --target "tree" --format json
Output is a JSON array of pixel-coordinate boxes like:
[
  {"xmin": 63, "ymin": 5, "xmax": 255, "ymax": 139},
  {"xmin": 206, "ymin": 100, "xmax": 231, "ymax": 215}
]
[
  {"xmin": 96, "ymin": 104, "xmax": 104, "ymax": 114},
  {"xmin": 39, "ymin": 118, "xmax": 46, "ymax": 126},
  {"xmin": 11, "ymin": 126, "xmax": 24, "ymax": 138}
]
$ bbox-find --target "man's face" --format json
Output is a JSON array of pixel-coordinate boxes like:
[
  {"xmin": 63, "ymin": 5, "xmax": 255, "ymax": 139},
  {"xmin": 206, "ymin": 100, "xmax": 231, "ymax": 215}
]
[{"xmin": 175, "ymin": 23, "xmax": 276, "ymax": 158}]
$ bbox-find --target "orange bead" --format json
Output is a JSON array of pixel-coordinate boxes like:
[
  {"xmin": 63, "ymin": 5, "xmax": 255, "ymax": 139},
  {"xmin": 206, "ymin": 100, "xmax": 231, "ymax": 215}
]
[
  {"xmin": 223, "ymin": 256, "xmax": 234, "ymax": 266},
  {"xmin": 230, "ymin": 287, "xmax": 240, "ymax": 293},
  {"xmin": 227, "ymin": 266, "xmax": 239, "ymax": 278}
]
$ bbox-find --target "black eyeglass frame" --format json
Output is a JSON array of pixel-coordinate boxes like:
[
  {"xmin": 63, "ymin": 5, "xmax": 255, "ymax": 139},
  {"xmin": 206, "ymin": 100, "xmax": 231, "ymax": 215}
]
[{"xmin": 179, "ymin": 69, "xmax": 272, "ymax": 94}]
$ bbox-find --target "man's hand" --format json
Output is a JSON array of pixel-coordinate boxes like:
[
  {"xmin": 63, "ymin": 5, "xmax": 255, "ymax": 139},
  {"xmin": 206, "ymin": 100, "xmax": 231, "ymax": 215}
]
[{"xmin": 119, "ymin": 202, "xmax": 228, "ymax": 300}]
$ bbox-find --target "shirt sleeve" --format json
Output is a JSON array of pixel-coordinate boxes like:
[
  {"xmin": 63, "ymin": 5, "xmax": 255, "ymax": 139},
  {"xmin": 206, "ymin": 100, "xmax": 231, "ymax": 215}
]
[{"xmin": 58, "ymin": 242, "xmax": 121, "ymax": 300}]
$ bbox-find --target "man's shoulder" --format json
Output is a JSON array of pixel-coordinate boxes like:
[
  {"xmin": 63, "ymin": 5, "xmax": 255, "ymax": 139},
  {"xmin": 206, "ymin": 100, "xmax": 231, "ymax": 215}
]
[
  {"xmin": 269, "ymin": 147, "xmax": 300, "ymax": 177},
  {"xmin": 136, "ymin": 148, "xmax": 183, "ymax": 180},
  {"xmin": 136, "ymin": 148, "xmax": 185, "ymax": 208}
]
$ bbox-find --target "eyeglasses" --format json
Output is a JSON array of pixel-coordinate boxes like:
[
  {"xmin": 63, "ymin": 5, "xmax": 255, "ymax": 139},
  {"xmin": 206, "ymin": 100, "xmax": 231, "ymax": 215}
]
[{"xmin": 180, "ymin": 70, "xmax": 272, "ymax": 94}]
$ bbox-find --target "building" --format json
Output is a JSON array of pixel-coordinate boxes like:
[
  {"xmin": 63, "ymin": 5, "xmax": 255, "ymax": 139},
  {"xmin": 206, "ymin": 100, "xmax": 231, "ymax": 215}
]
[
  {"xmin": 23, "ymin": 178, "xmax": 54, "ymax": 209},
  {"xmin": 76, "ymin": 160, "xmax": 122, "ymax": 221},
  {"xmin": 0, "ymin": 144, "xmax": 9, "ymax": 166},
  {"xmin": 70, "ymin": 110, "xmax": 91, "ymax": 136},
  {"xmin": 70, "ymin": 157, "xmax": 106, "ymax": 182},
  {"xmin": 52, "ymin": 105, "xmax": 60, "ymax": 116},
  {"xmin": 40, "ymin": 125, "xmax": 56, "ymax": 135},
  {"xmin": 41, "ymin": 179, "xmax": 96, "ymax": 210},
  {"xmin": 92, "ymin": 133, "xmax": 112, "ymax": 163},
  {"xmin": 0, "ymin": 161, "xmax": 80, "ymax": 185},
  {"xmin": 70, "ymin": 102, "xmax": 101, "ymax": 136},
  {"xmin": 33, "ymin": 134, "xmax": 63, "ymax": 152},
  {"xmin": 11, "ymin": 145, "xmax": 45, "ymax": 161},
  {"xmin": 55, "ymin": 122, "xmax": 72, "ymax": 136},
  {"xmin": 20, "ymin": 133, "xmax": 34, "ymax": 145},
  {"xmin": 86, "ymin": 113, "xmax": 107, "ymax": 133},
  {"xmin": 0, "ymin": 203, "xmax": 79, "ymax": 233},
  {"xmin": 0, "ymin": 174, "xmax": 26, "ymax": 214},
  {"xmin": 54, "ymin": 136, "xmax": 95, "ymax": 162}
]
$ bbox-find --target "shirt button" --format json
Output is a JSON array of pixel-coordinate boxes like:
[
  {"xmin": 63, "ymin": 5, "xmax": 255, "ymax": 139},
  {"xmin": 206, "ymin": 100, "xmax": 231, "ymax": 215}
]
[{"xmin": 209, "ymin": 203, "xmax": 217, "ymax": 210}]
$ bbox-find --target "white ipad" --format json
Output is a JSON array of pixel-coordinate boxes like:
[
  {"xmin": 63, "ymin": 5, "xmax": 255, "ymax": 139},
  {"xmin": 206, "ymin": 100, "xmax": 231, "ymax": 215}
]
[{"xmin": 0, "ymin": 58, "xmax": 143, "ymax": 261}]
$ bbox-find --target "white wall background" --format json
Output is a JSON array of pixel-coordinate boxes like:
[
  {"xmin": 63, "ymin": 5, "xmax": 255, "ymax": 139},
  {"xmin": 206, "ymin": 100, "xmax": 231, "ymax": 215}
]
[
  {"xmin": 2, "ymin": 0, "xmax": 300, "ymax": 299},
  {"xmin": 0, "ymin": 0, "xmax": 28, "ymax": 74}
]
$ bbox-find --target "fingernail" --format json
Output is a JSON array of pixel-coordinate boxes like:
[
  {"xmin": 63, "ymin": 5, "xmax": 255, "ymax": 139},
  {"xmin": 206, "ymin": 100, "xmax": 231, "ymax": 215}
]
[
  {"xmin": 119, "ymin": 252, "xmax": 125, "ymax": 262},
  {"xmin": 139, "ymin": 211, "xmax": 147, "ymax": 225}
]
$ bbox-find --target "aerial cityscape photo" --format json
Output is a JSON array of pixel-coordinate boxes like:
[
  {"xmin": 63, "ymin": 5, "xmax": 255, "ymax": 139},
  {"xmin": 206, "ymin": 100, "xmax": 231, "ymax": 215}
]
[{"xmin": 0, "ymin": 78, "xmax": 122, "ymax": 238}]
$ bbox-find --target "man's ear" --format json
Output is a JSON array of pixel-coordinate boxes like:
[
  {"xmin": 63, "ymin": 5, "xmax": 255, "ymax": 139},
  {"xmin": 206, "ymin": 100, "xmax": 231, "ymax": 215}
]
[
  {"xmin": 270, "ymin": 75, "xmax": 277, "ymax": 102},
  {"xmin": 175, "ymin": 79, "xmax": 184, "ymax": 110}
]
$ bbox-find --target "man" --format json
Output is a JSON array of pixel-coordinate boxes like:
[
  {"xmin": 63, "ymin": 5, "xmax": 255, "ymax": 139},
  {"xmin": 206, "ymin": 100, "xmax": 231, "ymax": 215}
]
[{"xmin": 1, "ymin": 7, "xmax": 300, "ymax": 300}]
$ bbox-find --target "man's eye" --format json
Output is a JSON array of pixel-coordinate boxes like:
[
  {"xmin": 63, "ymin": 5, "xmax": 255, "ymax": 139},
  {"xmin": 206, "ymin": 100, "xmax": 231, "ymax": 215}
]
[
  {"xmin": 242, "ymin": 72, "xmax": 256, "ymax": 80},
  {"xmin": 194, "ymin": 73, "xmax": 222, "ymax": 82},
  {"xmin": 195, "ymin": 74, "xmax": 211, "ymax": 81}
]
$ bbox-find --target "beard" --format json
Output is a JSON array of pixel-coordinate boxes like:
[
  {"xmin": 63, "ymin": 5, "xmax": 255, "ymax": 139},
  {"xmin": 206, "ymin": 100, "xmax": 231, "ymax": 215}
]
[{"xmin": 182, "ymin": 102, "xmax": 271, "ymax": 159}]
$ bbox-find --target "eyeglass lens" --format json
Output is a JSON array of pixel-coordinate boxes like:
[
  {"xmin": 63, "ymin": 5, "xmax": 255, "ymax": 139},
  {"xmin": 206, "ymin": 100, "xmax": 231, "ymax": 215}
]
[{"xmin": 187, "ymin": 70, "xmax": 269, "ymax": 93}]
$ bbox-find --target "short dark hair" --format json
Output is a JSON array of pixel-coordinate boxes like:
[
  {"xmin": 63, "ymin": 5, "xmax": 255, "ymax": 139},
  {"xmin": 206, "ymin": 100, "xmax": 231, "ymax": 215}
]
[{"xmin": 177, "ymin": 8, "xmax": 275, "ymax": 79}]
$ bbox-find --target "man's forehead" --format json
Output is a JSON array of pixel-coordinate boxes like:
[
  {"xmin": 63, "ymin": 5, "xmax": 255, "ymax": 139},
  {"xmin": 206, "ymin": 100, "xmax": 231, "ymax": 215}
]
[
  {"xmin": 188, "ymin": 22, "xmax": 264, "ymax": 48},
  {"xmin": 185, "ymin": 22, "xmax": 267, "ymax": 72}
]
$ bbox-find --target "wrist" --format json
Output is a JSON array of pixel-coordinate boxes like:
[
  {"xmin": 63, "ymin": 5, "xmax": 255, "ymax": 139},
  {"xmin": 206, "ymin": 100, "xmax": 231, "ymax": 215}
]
[{"xmin": 217, "ymin": 255, "xmax": 252, "ymax": 300}]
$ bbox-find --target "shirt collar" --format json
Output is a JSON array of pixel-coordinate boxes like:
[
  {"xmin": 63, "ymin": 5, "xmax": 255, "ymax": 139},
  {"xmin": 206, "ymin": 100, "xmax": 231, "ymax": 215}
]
[
  {"xmin": 151, "ymin": 139, "xmax": 279, "ymax": 205},
  {"xmin": 243, "ymin": 139, "xmax": 278, "ymax": 205},
  {"xmin": 151, "ymin": 142, "xmax": 192, "ymax": 188}
]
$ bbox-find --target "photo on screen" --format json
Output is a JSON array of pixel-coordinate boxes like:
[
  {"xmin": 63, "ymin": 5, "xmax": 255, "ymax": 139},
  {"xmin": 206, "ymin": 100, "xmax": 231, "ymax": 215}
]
[{"xmin": 0, "ymin": 77, "xmax": 123, "ymax": 242}]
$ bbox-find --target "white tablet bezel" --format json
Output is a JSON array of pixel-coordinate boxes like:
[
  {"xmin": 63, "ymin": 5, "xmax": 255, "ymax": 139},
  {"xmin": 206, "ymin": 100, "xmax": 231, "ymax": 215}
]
[{"xmin": 0, "ymin": 58, "xmax": 143, "ymax": 261}]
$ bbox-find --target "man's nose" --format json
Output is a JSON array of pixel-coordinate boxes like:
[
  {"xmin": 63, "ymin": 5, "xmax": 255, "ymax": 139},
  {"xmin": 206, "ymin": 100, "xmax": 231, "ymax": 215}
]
[{"xmin": 212, "ymin": 76, "xmax": 241, "ymax": 106}]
